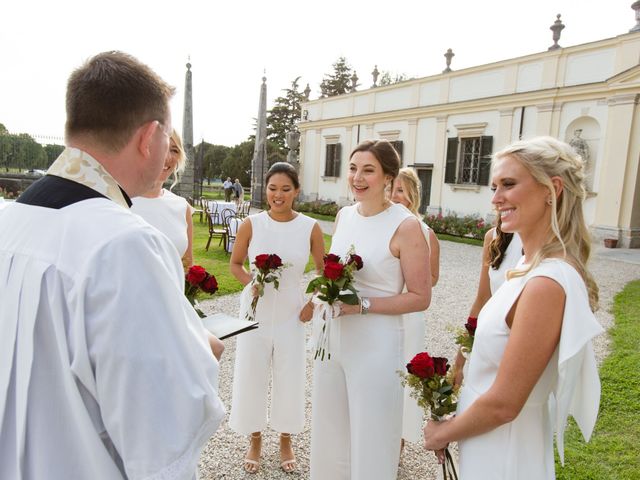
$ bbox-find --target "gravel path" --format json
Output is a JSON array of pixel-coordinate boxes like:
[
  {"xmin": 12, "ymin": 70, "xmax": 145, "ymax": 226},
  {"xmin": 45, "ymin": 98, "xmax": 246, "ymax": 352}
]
[{"xmin": 196, "ymin": 240, "xmax": 639, "ymax": 480}]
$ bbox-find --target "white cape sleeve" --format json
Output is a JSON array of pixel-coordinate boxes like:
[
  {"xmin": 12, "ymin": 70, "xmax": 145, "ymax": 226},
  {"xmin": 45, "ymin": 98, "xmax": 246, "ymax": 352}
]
[{"xmin": 543, "ymin": 264, "xmax": 604, "ymax": 465}]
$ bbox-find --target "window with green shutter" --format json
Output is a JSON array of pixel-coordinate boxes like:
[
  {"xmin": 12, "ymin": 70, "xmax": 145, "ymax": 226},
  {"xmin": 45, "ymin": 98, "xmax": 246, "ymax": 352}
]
[{"xmin": 444, "ymin": 135, "xmax": 493, "ymax": 186}]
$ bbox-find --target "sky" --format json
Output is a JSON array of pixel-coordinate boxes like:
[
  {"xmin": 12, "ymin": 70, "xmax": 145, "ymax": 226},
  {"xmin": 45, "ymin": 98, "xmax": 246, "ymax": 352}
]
[{"xmin": 0, "ymin": 0, "xmax": 636, "ymax": 147}]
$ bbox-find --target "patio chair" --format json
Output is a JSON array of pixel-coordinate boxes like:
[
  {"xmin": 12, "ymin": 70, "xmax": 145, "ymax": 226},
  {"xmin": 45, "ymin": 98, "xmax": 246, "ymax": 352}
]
[
  {"xmin": 205, "ymin": 209, "xmax": 227, "ymax": 251},
  {"xmin": 224, "ymin": 214, "xmax": 242, "ymax": 254},
  {"xmin": 190, "ymin": 197, "xmax": 204, "ymax": 223}
]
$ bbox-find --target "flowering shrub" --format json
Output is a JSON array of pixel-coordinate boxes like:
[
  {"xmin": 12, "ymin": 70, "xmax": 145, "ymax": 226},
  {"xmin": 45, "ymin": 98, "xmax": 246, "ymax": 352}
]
[{"xmin": 425, "ymin": 212, "xmax": 491, "ymax": 240}]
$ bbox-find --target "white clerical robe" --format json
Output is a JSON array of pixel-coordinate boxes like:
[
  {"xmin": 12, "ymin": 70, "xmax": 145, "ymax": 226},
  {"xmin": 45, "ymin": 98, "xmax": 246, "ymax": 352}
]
[{"xmin": 0, "ymin": 198, "xmax": 225, "ymax": 479}]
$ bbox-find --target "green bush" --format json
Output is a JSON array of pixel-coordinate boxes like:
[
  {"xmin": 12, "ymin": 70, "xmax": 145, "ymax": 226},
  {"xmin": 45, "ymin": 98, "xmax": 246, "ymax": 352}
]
[
  {"xmin": 425, "ymin": 212, "xmax": 491, "ymax": 241},
  {"xmin": 297, "ymin": 200, "xmax": 340, "ymax": 217}
]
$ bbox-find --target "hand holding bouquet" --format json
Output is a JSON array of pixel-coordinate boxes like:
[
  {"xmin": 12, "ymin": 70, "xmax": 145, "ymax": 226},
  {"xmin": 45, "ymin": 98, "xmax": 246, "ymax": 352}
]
[
  {"xmin": 455, "ymin": 316, "xmax": 477, "ymax": 355},
  {"xmin": 246, "ymin": 253, "xmax": 289, "ymax": 321},
  {"xmin": 400, "ymin": 352, "xmax": 459, "ymax": 479},
  {"xmin": 185, "ymin": 265, "xmax": 219, "ymax": 318},
  {"xmin": 306, "ymin": 246, "xmax": 363, "ymax": 360}
]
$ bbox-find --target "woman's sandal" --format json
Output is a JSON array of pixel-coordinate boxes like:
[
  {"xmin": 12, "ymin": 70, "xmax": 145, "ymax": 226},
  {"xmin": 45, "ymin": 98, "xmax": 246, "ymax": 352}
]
[
  {"xmin": 280, "ymin": 433, "xmax": 297, "ymax": 473},
  {"xmin": 244, "ymin": 433, "xmax": 261, "ymax": 474}
]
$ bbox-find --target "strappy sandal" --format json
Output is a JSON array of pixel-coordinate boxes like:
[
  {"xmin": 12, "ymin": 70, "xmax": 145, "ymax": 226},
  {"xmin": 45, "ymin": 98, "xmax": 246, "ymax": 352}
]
[
  {"xmin": 244, "ymin": 433, "xmax": 261, "ymax": 474},
  {"xmin": 280, "ymin": 433, "xmax": 297, "ymax": 473}
]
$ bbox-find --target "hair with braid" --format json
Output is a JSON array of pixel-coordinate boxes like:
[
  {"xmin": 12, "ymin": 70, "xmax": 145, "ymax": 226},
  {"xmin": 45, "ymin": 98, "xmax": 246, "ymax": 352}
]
[
  {"xmin": 488, "ymin": 218, "xmax": 514, "ymax": 270},
  {"xmin": 495, "ymin": 136, "xmax": 598, "ymax": 311}
]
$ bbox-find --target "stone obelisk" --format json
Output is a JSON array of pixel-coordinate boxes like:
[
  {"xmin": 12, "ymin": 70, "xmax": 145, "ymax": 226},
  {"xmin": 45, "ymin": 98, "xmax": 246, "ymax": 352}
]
[
  {"xmin": 250, "ymin": 75, "xmax": 268, "ymax": 208},
  {"xmin": 176, "ymin": 60, "xmax": 196, "ymax": 200}
]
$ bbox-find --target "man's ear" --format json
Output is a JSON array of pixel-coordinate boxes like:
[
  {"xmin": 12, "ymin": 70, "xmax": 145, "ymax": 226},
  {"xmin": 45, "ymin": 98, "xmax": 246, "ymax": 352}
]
[{"xmin": 137, "ymin": 120, "xmax": 159, "ymax": 158}]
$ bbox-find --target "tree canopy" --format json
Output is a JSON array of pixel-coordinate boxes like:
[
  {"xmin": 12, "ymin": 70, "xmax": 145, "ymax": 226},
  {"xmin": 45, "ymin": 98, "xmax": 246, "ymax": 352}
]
[
  {"xmin": 0, "ymin": 128, "xmax": 62, "ymax": 172},
  {"xmin": 267, "ymin": 76, "xmax": 305, "ymax": 153},
  {"xmin": 319, "ymin": 57, "xmax": 357, "ymax": 97}
]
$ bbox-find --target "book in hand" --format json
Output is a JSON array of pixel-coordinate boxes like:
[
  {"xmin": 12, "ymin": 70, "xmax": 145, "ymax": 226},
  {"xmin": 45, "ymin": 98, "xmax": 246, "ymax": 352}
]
[{"xmin": 202, "ymin": 312, "xmax": 258, "ymax": 340}]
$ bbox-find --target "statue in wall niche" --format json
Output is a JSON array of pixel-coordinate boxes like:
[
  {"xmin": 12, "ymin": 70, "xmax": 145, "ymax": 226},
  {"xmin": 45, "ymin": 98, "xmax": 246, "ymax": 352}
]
[{"xmin": 569, "ymin": 129, "xmax": 593, "ymax": 190}]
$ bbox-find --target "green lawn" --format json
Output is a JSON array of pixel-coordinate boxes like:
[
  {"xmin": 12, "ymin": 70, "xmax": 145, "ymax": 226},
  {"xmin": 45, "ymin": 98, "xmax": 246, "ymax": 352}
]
[
  {"xmin": 191, "ymin": 214, "xmax": 331, "ymax": 297},
  {"xmin": 555, "ymin": 279, "xmax": 640, "ymax": 479}
]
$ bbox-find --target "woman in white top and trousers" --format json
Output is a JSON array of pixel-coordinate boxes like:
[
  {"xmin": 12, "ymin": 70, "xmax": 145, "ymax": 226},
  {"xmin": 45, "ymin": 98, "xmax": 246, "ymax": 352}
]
[
  {"xmin": 310, "ymin": 140, "xmax": 431, "ymax": 480},
  {"xmin": 390, "ymin": 167, "xmax": 441, "ymax": 447},
  {"xmin": 229, "ymin": 162, "xmax": 325, "ymax": 474}
]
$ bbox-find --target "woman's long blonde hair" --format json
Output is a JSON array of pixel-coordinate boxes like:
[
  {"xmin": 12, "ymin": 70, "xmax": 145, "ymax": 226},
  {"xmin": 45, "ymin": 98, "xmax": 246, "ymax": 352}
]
[
  {"xmin": 169, "ymin": 129, "xmax": 186, "ymax": 191},
  {"xmin": 497, "ymin": 136, "xmax": 599, "ymax": 311},
  {"xmin": 395, "ymin": 167, "xmax": 422, "ymax": 218}
]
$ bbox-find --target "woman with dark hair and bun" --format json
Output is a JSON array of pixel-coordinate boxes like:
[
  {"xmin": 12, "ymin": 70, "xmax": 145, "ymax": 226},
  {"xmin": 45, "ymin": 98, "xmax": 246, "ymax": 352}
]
[
  {"xmin": 229, "ymin": 162, "xmax": 325, "ymax": 474},
  {"xmin": 452, "ymin": 218, "xmax": 522, "ymax": 387},
  {"xmin": 310, "ymin": 140, "xmax": 431, "ymax": 480}
]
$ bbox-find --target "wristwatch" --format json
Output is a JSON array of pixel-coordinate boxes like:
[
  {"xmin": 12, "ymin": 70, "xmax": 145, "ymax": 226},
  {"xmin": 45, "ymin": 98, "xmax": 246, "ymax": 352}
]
[{"xmin": 360, "ymin": 297, "xmax": 371, "ymax": 315}]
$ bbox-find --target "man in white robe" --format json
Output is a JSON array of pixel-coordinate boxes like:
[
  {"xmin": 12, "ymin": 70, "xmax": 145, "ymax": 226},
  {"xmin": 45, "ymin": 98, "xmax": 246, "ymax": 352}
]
[{"xmin": 0, "ymin": 52, "xmax": 225, "ymax": 480}]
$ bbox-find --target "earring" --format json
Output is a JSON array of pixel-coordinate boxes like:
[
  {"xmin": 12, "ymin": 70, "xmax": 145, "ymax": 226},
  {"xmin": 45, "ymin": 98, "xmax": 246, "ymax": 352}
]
[{"xmin": 547, "ymin": 198, "xmax": 553, "ymax": 205}]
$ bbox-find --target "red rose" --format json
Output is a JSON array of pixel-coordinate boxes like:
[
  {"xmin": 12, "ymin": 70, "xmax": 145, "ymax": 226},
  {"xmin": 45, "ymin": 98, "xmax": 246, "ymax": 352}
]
[
  {"xmin": 324, "ymin": 261, "xmax": 344, "ymax": 281},
  {"xmin": 432, "ymin": 357, "xmax": 449, "ymax": 376},
  {"xmin": 406, "ymin": 352, "xmax": 435, "ymax": 378},
  {"xmin": 254, "ymin": 254, "xmax": 270, "ymax": 270},
  {"xmin": 348, "ymin": 254, "xmax": 363, "ymax": 270},
  {"xmin": 268, "ymin": 254, "xmax": 283, "ymax": 269},
  {"xmin": 324, "ymin": 253, "xmax": 341, "ymax": 264},
  {"xmin": 200, "ymin": 274, "xmax": 219, "ymax": 294},
  {"xmin": 465, "ymin": 316, "xmax": 478, "ymax": 336},
  {"xmin": 186, "ymin": 265, "xmax": 207, "ymax": 286}
]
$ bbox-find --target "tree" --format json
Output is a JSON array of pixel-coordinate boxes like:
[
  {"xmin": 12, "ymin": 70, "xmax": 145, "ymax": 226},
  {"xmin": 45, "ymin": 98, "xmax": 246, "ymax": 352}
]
[
  {"xmin": 320, "ymin": 57, "xmax": 357, "ymax": 97},
  {"xmin": 379, "ymin": 71, "xmax": 410, "ymax": 86},
  {"xmin": 194, "ymin": 142, "xmax": 230, "ymax": 184},
  {"xmin": 221, "ymin": 139, "xmax": 287, "ymax": 188},
  {"xmin": 44, "ymin": 144, "xmax": 65, "ymax": 164},
  {"xmin": 267, "ymin": 77, "xmax": 305, "ymax": 153}
]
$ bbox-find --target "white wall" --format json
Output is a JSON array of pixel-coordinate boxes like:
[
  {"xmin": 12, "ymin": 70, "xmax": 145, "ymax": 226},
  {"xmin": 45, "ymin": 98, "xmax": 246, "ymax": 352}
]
[{"xmin": 564, "ymin": 48, "xmax": 616, "ymax": 86}]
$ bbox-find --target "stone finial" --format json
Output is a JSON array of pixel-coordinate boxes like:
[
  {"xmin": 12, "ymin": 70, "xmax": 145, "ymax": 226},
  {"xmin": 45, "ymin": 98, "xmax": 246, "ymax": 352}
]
[
  {"xmin": 371, "ymin": 65, "xmax": 380, "ymax": 87},
  {"xmin": 350, "ymin": 71, "xmax": 359, "ymax": 92},
  {"xmin": 304, "ymin": 83, "xmax": 311, "ymax": 100},
  {"xmin": 548, "ymin": 14, "xmax": 565, "ymax": 50},
  {"xmin": 443, "ymin": 49, "xmax": 455, "ymax": 73},
  {"xmin": 631, "ymin": 1, "xmax": 640, "ymax": 32}
]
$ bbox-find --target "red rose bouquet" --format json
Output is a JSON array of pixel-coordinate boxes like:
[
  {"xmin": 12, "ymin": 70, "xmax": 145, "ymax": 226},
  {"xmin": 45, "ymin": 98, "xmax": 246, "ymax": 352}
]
[
  {"xmin": 306, "ymin": 246, "xmax": 363, "ymax": 360},
  {"xmin": 455, "ymin": 316, "xmax": 477, "ymax": 356},
  {"xmin": 185, "ymin": 265, "xmax": 219, "ymax": 318},
  {"xmin": 246, "ymin": 253, "xmax": 289, "ymax": 322},
  {"xmin": 400, "ymin": 352, "xmax": 459, "ymax": 479}
]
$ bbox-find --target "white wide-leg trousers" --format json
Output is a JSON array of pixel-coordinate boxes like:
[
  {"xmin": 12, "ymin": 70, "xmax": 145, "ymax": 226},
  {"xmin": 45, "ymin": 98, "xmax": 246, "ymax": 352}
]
[
  {"xmin": 229, "ymin": 312, "xmax": 305, "ymax": 435},
  {"xmin": 310, "ymin": 314, "xmax": 404, "ymax": 480}
]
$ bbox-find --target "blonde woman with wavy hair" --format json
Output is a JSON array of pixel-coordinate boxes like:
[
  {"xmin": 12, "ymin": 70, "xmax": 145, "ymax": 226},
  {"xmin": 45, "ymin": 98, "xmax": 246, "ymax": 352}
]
[
  {"xmin": 390, "ymin": 167, "xmax": 440, "ymax": 450},
  {"xmin": 131, "ymin": 129, "xmax": 194, "ymax": 270},
  {"xmin": 424, "ymin": 136, "xmax": 603, "ymax": 479}
]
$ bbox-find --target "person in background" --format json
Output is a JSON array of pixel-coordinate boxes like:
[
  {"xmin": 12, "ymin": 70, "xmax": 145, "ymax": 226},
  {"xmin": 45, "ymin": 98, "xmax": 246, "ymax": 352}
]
[
  {"xmin": 223, "ymin": 176, "xmax": 233, "ymax": 202},
  {"xmin": 389, "ymin": 167, "xmax": 440, "ymax": 452},
  {"xmin": 310, "ymin": 140, "xmax": 431, "ymax": 480},
  {"xmin": 0, "ymin": 51, "xmax": 225, "ymax": 480},
  {"xmin": 229, "ymin": 162, "xmax": 325, "ymax": 474},
  {"xmin": 452, "ymin": 218, "xmax": 523, "ymax": 387},
  {"xmin": 233, "ymin": 178, "xmax": 244, "ymax": 208},
  {"xmin": 424, "ymin": 136, "xmax": 603, "ymax": 479}
]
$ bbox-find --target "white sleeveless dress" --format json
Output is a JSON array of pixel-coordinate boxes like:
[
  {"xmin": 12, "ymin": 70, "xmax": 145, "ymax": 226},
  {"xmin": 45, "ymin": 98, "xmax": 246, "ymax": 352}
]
[
  {"xmin": 310, "ymin": 203, "xmax": 413, "ymax": 480},
  {"xmin": 131, "ymin": 189, "xmax": 191, "ymax": 258},
  {"xmin": 401, "ymin": 221, "xmax": 432, "ymax": 443},
  {"xmin": 229, "ymin": 211, "xmax": 316, "ymax": 434},
  {"xmin": 457, "ymin": 259, "xmax": 603, "ymax": 479}
]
